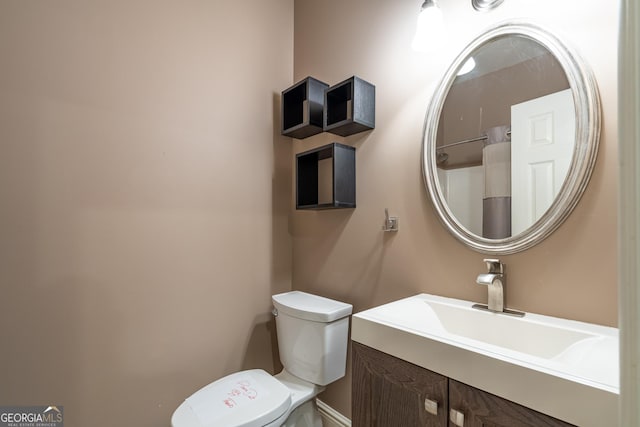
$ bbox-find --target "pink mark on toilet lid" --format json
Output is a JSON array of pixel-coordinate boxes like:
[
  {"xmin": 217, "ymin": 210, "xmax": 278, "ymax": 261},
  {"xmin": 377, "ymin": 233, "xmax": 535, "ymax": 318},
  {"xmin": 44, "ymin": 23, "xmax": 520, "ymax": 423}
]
[{"xmin": 182, "ymin": 369, "xmax": 291, "ymax": 427}]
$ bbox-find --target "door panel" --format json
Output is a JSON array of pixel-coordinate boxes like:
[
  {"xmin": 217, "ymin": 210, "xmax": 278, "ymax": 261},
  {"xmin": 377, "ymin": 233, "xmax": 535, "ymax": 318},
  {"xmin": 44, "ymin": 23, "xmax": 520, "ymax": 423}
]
[{"xmin": 511, "ymin": 89, "xmax": 574, "ymax": 235}]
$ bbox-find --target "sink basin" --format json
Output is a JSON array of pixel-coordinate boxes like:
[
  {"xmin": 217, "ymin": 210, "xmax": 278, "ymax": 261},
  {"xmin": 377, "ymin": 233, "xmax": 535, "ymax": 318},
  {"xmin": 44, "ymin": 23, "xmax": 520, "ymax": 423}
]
[
  {"xmin": 351, "ymin": 293, "xmax": 619, "ymax": 427},
  {"xmin": 426, "ymin": 298, "xmax": 596, "ymax": 359}
]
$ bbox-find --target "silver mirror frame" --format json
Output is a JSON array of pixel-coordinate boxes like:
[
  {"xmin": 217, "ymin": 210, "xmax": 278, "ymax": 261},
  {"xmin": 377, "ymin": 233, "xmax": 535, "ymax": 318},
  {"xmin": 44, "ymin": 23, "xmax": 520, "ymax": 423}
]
[{"xmin": 421, "ymin": 21, "xmax": 601, "ymax": 255}]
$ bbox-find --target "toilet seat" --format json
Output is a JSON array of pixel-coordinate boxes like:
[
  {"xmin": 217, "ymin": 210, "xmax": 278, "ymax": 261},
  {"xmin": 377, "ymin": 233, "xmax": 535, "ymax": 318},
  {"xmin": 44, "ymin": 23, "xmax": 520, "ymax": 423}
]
[{"xmin": 172, "ymin": 369, "xmax": 291, "ymax": 427}]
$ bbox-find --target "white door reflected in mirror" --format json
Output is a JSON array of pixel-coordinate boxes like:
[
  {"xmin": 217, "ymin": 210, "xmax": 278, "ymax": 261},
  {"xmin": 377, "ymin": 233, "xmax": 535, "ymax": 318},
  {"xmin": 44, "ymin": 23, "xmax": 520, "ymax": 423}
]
[{"xmin": 511, "ymin": 89, "xmax": 575, "ymax": 235}]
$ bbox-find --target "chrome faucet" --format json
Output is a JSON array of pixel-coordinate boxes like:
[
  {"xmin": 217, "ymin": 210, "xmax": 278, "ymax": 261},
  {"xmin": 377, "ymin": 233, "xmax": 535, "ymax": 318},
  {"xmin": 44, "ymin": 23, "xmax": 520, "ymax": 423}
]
[
  {"xmin": 473, "ymin": 259, "xmax": 525, "ymax": 317},
  {"xmin": 476, "ymin": 259, "xmax": 504, "ymax": 312}
]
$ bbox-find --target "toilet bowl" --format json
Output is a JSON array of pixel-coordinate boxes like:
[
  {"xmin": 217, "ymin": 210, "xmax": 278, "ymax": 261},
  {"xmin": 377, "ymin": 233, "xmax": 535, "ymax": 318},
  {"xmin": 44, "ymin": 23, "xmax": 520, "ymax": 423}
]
[{"xmin": 171, "ymin": 291, "xmax": 353, "ymax": 427}]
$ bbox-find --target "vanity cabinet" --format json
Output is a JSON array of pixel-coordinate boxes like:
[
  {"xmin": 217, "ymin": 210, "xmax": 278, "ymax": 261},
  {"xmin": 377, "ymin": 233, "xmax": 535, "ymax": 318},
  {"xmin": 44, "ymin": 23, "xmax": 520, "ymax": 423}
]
[
  {"xmin": 352, "ymin": 341, "xmax": 448, "ymax": 426},
  {"xmin": 448, "ymin": 379, "xmax": 574, "ymax": 427},
  {"xmin": 352, "ymin": 342, "xmax": 575, "ymax": 427}
]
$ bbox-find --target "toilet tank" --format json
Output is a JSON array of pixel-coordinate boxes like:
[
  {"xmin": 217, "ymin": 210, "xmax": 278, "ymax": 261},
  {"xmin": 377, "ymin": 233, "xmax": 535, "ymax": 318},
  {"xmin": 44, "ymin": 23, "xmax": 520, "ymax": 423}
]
[{"xmin": 272, "ymin": 291, "xmax": 352, "ymax": 386}]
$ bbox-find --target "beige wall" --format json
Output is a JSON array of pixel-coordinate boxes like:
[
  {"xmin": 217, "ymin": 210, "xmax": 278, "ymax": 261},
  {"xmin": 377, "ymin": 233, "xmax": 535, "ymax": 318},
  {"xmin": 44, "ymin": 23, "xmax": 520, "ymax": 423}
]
[
  {"xmin": 293, "ymin": 0, "xmax": 619, "ymax": 418},
  {"xmin": 0, "ymin": 1, "xmax": 293, "ymax": 426}
]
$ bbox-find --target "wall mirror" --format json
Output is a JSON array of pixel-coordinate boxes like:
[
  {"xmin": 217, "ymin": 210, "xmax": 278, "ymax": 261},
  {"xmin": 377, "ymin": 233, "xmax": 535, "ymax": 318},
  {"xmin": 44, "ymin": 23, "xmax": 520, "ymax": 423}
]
[{"xmin": 422, "ymin": 22, "xmax": 601, "ymax": 254}]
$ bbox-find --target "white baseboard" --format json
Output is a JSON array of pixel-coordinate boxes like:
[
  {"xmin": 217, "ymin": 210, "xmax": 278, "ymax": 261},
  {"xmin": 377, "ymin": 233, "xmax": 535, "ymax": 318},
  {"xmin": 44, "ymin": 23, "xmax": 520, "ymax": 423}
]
[{"xmin": 316, "ymin": 398, "xmax": 351, "ymax": 427}]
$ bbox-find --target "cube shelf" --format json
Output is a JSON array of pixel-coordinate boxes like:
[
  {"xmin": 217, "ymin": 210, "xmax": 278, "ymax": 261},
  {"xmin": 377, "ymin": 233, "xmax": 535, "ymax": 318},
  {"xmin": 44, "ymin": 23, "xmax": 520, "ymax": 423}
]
[
  {"xmin": 281, "ymin": 77, "xmax": 329, "ymax": 139},
  {"xmin": 296, "ymin": 143, "xmax": 356, "ymax": 210},
  {"xmin": 324, "ymin": 76, "xmax": 375, "ymax": 137}
]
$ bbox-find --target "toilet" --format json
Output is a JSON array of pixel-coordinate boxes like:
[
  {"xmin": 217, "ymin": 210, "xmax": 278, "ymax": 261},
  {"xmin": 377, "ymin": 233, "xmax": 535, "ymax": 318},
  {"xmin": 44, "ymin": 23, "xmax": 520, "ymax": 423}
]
[{"xmin": 171, "ymin": 291, "xmax": 353, "ymax": 427}]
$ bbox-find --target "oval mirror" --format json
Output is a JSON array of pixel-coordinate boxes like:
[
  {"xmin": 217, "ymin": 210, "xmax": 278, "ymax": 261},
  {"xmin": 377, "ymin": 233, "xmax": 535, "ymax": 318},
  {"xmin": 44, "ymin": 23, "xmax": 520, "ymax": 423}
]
[{"xmin": 422, "ymin": 22, "xmax": 601, "ymax": 254}]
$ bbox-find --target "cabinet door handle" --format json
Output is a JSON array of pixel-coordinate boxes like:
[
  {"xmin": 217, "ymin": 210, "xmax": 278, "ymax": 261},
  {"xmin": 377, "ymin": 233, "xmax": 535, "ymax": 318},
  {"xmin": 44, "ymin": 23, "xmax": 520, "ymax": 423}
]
[
  {"xmin": 424, "ymin": 398, "xmax": 438, "ymax": 415},
  {"xmin": 450, "ymin": 409, "xmax": 465, "ymax": 426}
]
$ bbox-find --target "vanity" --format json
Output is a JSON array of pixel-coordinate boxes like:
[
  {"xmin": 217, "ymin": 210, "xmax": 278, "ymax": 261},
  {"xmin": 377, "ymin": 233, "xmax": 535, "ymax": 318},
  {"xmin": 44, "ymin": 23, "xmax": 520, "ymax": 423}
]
[
  {"xmin": 351, "ymin": 294, "xmax": 618, "ymax": 427},
  {"xmin": 348, "ymin": 17, "xmax": 613, "ymax": 427}
]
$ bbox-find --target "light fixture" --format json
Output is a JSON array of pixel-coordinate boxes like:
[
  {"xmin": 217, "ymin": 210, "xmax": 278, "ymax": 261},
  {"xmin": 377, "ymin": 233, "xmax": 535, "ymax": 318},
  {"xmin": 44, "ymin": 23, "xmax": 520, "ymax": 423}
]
[
  {"xmin": 472, "ymin": 0, "xmax": 505, "ymax": 12},
  {"xmin": 411, "ymin": 0, "xmax": 444, "ymax": 52},
  {"xmin": 457, "ymin": 57, "xmax": 476, "ymax": 76}
]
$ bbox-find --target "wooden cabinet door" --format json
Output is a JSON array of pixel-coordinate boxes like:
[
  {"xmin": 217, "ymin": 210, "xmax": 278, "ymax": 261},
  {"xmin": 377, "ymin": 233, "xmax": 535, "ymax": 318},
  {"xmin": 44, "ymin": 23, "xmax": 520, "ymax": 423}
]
[
  {"xmin": 448, "ymin": 379, "xmax": 576, "ymax": 427},
  {"xmin": 352, "ymin": 342, "xmax": 448, "ymax": 427}
]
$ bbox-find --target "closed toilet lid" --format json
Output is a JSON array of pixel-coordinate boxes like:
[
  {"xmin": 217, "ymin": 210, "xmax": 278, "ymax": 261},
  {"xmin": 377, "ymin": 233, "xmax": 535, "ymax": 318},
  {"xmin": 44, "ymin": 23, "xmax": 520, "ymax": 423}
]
[{"xmin": 172, "ymin": 369, "xmax": 291, "ymax": 427}]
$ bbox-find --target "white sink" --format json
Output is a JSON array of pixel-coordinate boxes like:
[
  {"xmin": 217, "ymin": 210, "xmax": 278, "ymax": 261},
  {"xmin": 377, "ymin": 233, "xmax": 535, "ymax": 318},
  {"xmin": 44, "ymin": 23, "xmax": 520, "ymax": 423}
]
[
  {"xmin": 351, "ymin": 294, "xmax": 619, "ymax": 427},
  {"xmin": 425, "ymin": 299, "xmax": 595, "ymax": 358}
]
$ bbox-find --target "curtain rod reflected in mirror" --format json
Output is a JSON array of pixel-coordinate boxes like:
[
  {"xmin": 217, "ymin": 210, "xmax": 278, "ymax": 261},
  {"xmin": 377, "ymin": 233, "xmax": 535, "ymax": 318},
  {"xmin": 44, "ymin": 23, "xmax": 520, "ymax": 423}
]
[{"xmin": 436, "ymin": 128, "xmax": 511, "ymax": 151}]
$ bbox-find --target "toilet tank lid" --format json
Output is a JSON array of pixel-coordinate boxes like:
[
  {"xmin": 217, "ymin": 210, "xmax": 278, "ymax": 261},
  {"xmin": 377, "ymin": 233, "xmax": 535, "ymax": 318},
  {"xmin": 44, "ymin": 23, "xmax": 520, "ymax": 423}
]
[{"xmin": 272, "ymin": 291, "xmax": 352, "ymax": 323}]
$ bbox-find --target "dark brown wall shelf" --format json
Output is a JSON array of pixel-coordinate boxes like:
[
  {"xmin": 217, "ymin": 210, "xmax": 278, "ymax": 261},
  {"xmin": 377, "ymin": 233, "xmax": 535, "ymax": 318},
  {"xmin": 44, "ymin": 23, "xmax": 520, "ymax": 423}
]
[
  {"xmin": 324, "ymin": 76, "xmax": 375, "ymax": 137},
  {"xmin": 296, "ymin": 143, "xmax": 356, "ymax": 210},
  {"xmin": 281, "ymin": 77, "xmax": 329, "ymax": 139}
]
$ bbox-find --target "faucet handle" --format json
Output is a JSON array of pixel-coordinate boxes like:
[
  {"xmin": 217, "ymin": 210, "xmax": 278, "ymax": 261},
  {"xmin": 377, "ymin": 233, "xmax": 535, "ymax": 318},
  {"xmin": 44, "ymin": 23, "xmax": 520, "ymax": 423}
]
[{"xmin": 483, "ymin": 258, "xmax": 504, "ymax": 274}]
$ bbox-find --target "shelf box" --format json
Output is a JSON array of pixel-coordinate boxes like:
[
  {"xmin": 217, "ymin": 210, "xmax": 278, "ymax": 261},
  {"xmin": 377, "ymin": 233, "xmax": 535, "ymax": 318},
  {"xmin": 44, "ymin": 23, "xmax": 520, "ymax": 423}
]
[
  {"xmin": 296, "ymin": 143, "xmax": 356, "ymax": 210},
  {"xmin": 324, "ymin": 76, "xmax": 375, "ymax": 137},
  {"xmin": 281, "ymin": 77, "xmax": 329, "ymax": 139}
]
